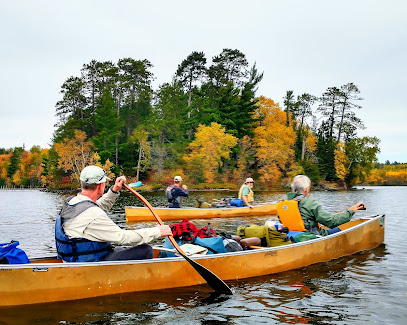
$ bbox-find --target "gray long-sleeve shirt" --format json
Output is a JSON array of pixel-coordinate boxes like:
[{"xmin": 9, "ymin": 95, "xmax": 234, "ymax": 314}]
[{"xmin": 63, "ymin": 189, "xmax": 161, "ymax": 246}]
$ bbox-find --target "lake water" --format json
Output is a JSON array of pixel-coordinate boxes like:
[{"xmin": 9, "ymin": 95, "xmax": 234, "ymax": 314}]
[{"xmin": 0, "ymin": 186, "xmax": 406, "ymax": 325}]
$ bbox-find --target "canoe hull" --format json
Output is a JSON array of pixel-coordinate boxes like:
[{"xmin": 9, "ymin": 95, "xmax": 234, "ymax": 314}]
[
  {"xmin": 125, "ymin": 204, "xmax": 277, "ymax": 222},
  {"xmin": 0, "ymin": 215, "xmax": 385, "ymax": 306}
]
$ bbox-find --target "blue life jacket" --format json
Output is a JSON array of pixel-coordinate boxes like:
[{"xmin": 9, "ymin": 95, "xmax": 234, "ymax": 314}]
[{"xmin": 55, "ymin": 198, "xmax": 113, "ymax": 262}]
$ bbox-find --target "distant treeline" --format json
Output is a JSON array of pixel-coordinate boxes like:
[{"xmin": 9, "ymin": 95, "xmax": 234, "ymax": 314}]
[
  {"xmin": 364, "ymin": 163, "xmax": 407, "ymax": 185},
  {"xmin": 1, "ymin": 49, "xmax": 381, "ymax": 189}
]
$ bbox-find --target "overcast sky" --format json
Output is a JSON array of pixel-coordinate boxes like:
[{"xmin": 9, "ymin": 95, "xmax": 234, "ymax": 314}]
[{"xmin": 1, "ymin": 0, "xmax": 406, "ymax": 163}]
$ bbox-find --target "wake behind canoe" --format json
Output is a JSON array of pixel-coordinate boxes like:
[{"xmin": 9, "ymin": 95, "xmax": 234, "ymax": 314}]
[{"xmin": 125, "ymin": 204, "xmax": 277, "ymax": 222}]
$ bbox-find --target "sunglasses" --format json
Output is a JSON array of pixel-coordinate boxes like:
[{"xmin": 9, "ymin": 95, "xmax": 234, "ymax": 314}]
[
  {"xmin": 247, "ymin": 181, "xmax": 254, "ymax": 184},
  {"xmin": 99, "ymin": 170, "xmax": 107, "ymax": 182}
]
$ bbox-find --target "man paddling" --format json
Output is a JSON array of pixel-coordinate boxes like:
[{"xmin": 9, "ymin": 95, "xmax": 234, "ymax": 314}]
[
  {"xmin": 166, "ymin": 176, "xmax": 189, "ymax": 208},
  {"xmin": 55, "ymin": 165, "xmax": 172, "ymax": 262},
  {"xmin": 238, "ymin": 177, "xmax": 255, "ymax": 208}
]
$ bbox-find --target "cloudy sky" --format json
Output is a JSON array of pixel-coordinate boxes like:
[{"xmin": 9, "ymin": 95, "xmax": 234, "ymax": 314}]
[{"xmin": 1, "ymin": 0, "xmax": 406, "ymax": 163}]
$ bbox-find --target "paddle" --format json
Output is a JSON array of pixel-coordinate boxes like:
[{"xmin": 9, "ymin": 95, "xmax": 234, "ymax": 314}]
[{"xmin": 123, "ymin": 183, "xmax": 233, "ymax": 295}]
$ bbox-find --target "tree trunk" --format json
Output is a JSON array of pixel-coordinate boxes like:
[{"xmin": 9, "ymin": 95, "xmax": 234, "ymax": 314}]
[
  {"xmin": 136, "ymin": 144, "xmax": 142, "ymax": 182},
  {"xmin": 301, "ymin": 136, "xmax": 306, "ymax": 161}
]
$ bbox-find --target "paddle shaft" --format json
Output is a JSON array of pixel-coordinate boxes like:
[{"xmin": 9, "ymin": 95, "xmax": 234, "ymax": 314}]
[{"xmin": 123, "ymin": 184, "xmax": 232, "ymax": 295}]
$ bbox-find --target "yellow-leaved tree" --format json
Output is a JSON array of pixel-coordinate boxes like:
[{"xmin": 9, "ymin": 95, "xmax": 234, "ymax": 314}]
[
  {"xmin": 183, "ymin": 122, "xmax": 238, "ymax": 183},
  {"xmin": 302, "ymin": 126, "xmax": 318, "ymax": 161},
  {"xmin": 334, "ymin": 141, "xmax": 348, "ymax": 187},
  {"xmin": 252, "ymin": 96, "xmax": 296, "ymax": 184},
  {"xmin": 54, "ymin": 130, "xmax": 114, "ymax": 183}
]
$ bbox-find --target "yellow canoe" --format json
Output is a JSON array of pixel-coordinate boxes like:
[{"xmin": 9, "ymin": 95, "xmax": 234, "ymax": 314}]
[
  {"xmin": 0, "ymin": 215, "xmax": 384, "ymax": 306},
  {"xmin": 125, "ymin": 204, "xmax": 277, "ymax": 222}
]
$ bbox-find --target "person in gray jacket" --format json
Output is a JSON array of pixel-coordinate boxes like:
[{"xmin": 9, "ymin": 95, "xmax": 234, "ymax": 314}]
[{"xmin": 57, "ymin": 165, "xmax": 172, "ymax": 261}]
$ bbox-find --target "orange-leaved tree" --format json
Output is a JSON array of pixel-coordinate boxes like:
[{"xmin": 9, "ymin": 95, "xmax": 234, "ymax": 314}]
[
  {"xmin": 0, "ymin": 153, "xmax": 12, "ymax": 186},
  {"xmin": 252, "ymin": 96, "xmax": 296, "ymax": 184},
  {"xmin": 54, "ymin": 130, "xmax": 114, "ymax": 183},
  {"xmin": 183, "ymin": 122, "xmax": 238, "ymax": 183}
]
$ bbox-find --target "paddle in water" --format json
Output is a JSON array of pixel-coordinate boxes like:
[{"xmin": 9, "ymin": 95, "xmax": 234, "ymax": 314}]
[{"xmin": 123, "ymin": 183, "xmax": 233, "ymax": 295}]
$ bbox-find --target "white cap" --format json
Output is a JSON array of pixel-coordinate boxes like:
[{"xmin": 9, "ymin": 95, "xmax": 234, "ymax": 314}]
[
  {"xmin": 80, "ymin": 166, "xmax": 111, "ymax": 184},
  {"xmin": 174, "ymin": 176, "xmax": 182, "ymax": 182},
  {"xmin": 245, "ymin": 177, "xmax": 254, "ymax": 183}
]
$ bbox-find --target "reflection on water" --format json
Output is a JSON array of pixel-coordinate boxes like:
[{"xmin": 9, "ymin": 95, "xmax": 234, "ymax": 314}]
[{"xmin": 1, "ymin": 187, "xmax": 406, "ymax": 324}]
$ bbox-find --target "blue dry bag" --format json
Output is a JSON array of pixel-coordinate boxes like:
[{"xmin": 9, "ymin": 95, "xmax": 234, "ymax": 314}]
[
  {"xmin": 0, "ymin": 241, "xmax": 30, "ymax": 264},
  {"xmin": 230, "ymin": 199, "xmax": 244, "ymax": 207},
  {"xmin": 194, "ymin": 236, "xmax": 227, "ymax": 254}
]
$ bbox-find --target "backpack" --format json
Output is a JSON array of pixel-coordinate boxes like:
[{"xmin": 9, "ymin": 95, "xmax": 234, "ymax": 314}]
[
  {"xmin": 165, "ymin": 184, "xmax": 177, "ymax": 200},
  {"xmin": 237, "ymin": 225, "xmax": 290, "ymax": 247},
  {"xmin": 219, "ymin": 233, "xmax": 243, "ymax": 252},
  {"xmin": 169, "ymin": 218, "xmax": 218, "ymax": 242},
  {"xmin": 0, "ymin": 241, "xmax": 30, "ymax": 264}
]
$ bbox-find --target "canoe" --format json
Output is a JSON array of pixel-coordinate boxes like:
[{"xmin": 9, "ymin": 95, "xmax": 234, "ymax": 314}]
[
  {"xmin": 125, "ymin": 204, "xmax": 277, "ymax": 222},
  {"xmin": 0, "ymin": 215, "xmax": 384, "ymax": 306}
]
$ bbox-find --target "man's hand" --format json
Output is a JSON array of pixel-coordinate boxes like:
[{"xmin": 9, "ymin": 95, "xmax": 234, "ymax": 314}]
[
  {"xmin": 350, "ymin": 202, "xmax": 365, "ymax": 212},
  {"xmin": 182, "ymin": 184, "xmax": 188, "ymax": 190},
  {"xmin": 242, "ymin": 195, "xmax": 253, "ymax": 208},
  {"xmin": 158, "ymin": 225, "xmax": 172, "ymax": 237},
  {"xmin": 112, "ymin": 176, "xmax": 126, "ymax": 193}
]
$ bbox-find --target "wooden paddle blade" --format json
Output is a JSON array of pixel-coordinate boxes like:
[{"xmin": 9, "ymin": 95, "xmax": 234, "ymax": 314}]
[
  {"xmin": 179, "ymin": 250, "xmax": 232, "ymax": 295},
  {"xmin": 123, "ymin": 183, "xmax": 233, "ymax": 295}
]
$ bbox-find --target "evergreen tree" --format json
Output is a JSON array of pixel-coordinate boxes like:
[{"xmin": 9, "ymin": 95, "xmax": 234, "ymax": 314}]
[
  {"xmin": 336, "ymin": 83, "xmax": 364, "ymax": 143},
  {"xmin": 7, "ymin": 147, "xmax": 24, "ymax": 180},
  {"xmin": 316, "ymin": 121, "xmax": 337, "ymax": 181},
  {"xmin": 175, "ymin": 51, "xmax": 207, "ymax": 107},
  {"xmin": 117, "ymin": 58, "xmax": 154, "ymax": 138},
  {"xmin": 208, "ymin": 48, "xmax": 249, "ymax": 88},
  {"xmin": 81, "ymin": 60, "xmax": 117, "ymax": 137},
  {"xmin": 317, "ymin": 86, "xmax": 341, "ymax": 138},
  {"xmin": 283, "ymin": 90, "xmax": 297, "ymax": 127},
  {"xmin": 295, "ymin": 93, "xmax": 317, "ymax": 160},
  {"xmin": 92, "ymin": 89, "xmax": 122, "ymax": 165}
]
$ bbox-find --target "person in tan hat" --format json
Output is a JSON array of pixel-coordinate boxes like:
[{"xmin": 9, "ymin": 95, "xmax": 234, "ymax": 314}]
[
  {"xmin": 238, "ymin": 177, "xmax": 255, "ymax": 208},
  {"xmin": 55, "ymin": 165, "xmax": 172, "ymax": 262},
  {"xmin": 166, "ymin": 175, "xmax": 189, "ymax": 208}
]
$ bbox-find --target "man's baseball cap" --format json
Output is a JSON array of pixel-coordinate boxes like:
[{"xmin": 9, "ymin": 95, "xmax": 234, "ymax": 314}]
[
  {"xmin": 174, "ymin": 176, "xmax": 183, "ymax": 182},
  {"xmin": 245, "ymin": 177, "xmax": 254, "ymax": 183},
  {"xmin": 80, "ymin": 166, "xmax": 111, "ymax": 184}
]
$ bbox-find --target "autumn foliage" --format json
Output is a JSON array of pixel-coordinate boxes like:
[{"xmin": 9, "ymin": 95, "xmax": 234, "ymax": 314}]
[
  {"xmin": 54, "ymin": 130, "xmax": 114, "ymax": 184},
  {"xmin": 365, "ymin": 164, "xmax": 407, "ymax": 185},
  {"xmin": 1, "ymin": 51, "xmax": 385, "ymax": 189},
  {"xmin": 183, "ymin": 122, "xmax": 238, "ymax": 183},
  {"xmin": 252, "ymin": 96, "xmax": 296, "ymax": 183}
]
